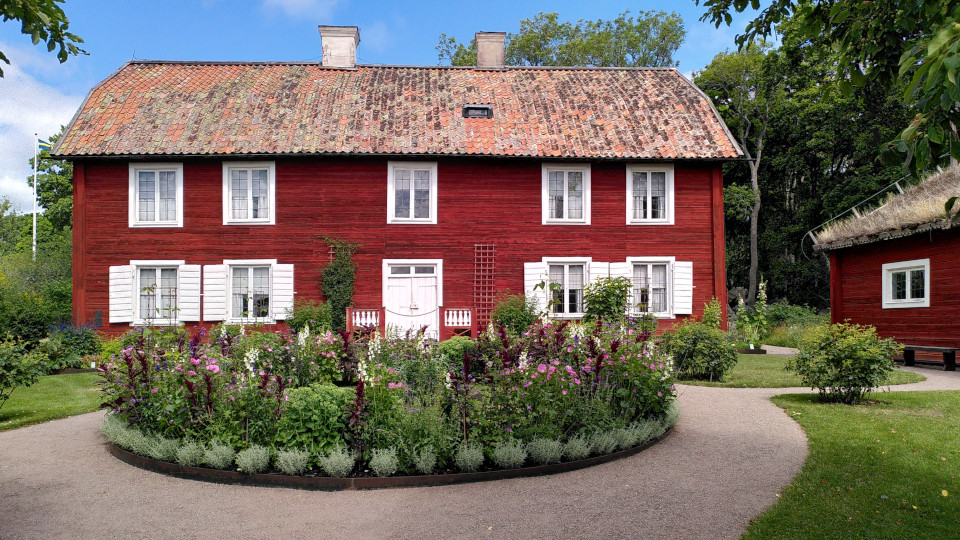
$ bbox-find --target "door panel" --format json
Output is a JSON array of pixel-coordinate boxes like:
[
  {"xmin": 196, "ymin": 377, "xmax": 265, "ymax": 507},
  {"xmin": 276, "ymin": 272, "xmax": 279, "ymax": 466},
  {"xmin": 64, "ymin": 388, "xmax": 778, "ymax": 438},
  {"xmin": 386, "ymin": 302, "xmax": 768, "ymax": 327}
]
[{"xmin": 384, "ymin": 269, "xmax": 439, "ymax": 337}]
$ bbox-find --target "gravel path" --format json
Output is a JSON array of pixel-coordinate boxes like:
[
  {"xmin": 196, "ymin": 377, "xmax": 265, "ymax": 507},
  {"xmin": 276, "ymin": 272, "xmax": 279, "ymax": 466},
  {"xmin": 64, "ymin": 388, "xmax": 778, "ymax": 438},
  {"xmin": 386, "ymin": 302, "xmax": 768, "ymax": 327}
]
[{"xmin": 2, "ymin": 367, "xmax": 958, "ymax": 540}]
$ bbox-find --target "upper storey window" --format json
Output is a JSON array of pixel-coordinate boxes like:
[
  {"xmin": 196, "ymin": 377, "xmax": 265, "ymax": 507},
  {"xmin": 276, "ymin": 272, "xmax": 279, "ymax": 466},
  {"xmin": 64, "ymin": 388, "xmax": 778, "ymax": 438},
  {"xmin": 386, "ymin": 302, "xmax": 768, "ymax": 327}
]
[
  {"xmin": 627, "ymin": 164, "xmax": 674, "ymax": 225},
  {"xmin": 387, "ymin": 162, "xmax": 438, "ymax": 224},
  {"xmin": 542, "ymin": 164, "xmax": 591, "ymax": 225},
  {"xmin": 223, "ymin": 162, "xmax": 276, "ymax": 225},
  {"xmin": 129, "ymin": 163, "xmax": 183, "ymax": 227}
]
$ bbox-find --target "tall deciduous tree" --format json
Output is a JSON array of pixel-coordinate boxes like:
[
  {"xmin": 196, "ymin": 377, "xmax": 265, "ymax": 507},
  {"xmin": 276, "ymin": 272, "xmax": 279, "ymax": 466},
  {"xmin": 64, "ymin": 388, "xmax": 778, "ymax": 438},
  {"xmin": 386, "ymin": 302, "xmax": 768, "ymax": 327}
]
[
  {"xmin": 696, "ymin": 0, "xmax": 960, "ymax": 174},
  {"xmin": 437, "ymin": 10, "xmax": 685, "ymax": 67},
  {"xmin": 696, "ymin": 44, "xmax": 784, "ymax": 306},
  {"xmin": 0, "ymin": 0, "xmax": 85, "ymax": 77},
  {"xmin": 26, "ymin": 128, "xmax": 73, "ymax": 231}
]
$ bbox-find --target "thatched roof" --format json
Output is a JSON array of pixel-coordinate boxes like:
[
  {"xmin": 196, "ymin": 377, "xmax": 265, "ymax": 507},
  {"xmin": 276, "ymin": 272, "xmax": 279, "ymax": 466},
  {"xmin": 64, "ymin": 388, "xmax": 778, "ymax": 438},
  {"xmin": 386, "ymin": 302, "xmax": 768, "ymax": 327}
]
[{"xmin": 814, "ymin": 165, "xmax": 960, "ymax": 251}]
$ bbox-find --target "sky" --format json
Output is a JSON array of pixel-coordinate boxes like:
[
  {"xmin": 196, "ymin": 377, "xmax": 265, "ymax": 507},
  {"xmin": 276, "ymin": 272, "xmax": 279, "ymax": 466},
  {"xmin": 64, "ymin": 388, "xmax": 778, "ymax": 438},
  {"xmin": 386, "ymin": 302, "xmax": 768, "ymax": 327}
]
[{"xmin": 0, "ymin": 0, "xmax": 759, "ymax": 213}]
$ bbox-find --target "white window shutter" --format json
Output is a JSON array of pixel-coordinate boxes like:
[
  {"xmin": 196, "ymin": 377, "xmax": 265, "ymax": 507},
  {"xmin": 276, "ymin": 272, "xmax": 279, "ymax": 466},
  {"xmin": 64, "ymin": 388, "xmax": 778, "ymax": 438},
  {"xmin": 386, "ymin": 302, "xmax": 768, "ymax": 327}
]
[
  {"xmin": 203, "ymin": 265, "xmax": 228, "ymax": 322},
  {"xmin": 109, "ymin": 265, "xmax": 134, "ymax": 324},
  {"xmin": 178, "ymin": 265, "xmax": 201, "ymax": 321},
  {"xmin": 523, "ymin": 262, "xmax": 549, "ymax": 313},
  {"xmin": 609, "ymin": 262, "xmax": 631, "ymax": 279},
  {"xmin": 674, "ymin": 261, "xmax": 694, "ymax": 315},
  {"xmin": 272, "ymin": 264, "xmax": 295, "ymax": 320},
  {"xmin": 588, "ymin": 262, "xmax": 609, "ymax": 284}
]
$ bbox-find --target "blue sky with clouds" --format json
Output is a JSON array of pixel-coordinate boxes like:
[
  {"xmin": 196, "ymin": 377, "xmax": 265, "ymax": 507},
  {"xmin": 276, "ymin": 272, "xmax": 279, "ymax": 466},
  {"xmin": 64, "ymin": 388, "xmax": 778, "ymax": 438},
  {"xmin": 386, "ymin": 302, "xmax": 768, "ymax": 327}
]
[{"xmin": 0, "ymin": 0, "xmax": 757, "ymax": 212}]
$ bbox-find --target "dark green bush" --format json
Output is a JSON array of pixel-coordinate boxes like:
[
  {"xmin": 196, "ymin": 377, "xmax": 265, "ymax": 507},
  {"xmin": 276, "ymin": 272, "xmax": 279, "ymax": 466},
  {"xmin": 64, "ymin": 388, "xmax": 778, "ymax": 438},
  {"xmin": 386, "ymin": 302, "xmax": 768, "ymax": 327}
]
[
  {"xmin": 767, "ymin": 302, "xmax": 828, "ymax": 327},
  {"xmin": 583, "ymin": 276, "xmax": 631, "ymax": 322},
  {"xmin": 288, "ymin": 299, "xmax": 332, "ymax": 333},
  {"xmin": 39, "ymin": 324, "xmax": 101, "ymax": 372},
  {"xmin": 437, "ymin": 336, "xmax": 477, "ymax": 363},
  {"xmin": 0, "ymin": 337, "xmax": 44, "ymax": 411},
  {"xmin": 274, "ymin": 384, "xmax": 353, "ymax": 466},
  {"xmin": 787, "ymin": 322, "xmax": 902, "ymax": 404},
  {"xmin": 321, "ymin": 237, "xmax": 358, "ymax": 331},
  {"xmin": 700, "ymin": 297, "xmax": 723, "ymax": 329},
  {"xmin": 660, "ymin": 320, "xmax": 738, "ymax": 381},
  {"xmin": 490, "ymin": 293, "xmax": 538, "ymax": 335}
]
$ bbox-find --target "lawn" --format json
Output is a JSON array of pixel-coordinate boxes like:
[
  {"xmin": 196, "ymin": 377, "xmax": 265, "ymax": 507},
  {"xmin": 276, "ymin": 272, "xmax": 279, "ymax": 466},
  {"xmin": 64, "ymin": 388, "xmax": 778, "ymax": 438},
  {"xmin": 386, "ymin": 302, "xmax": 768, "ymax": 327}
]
[
  {"xmin": 0, "ymin": 372, "xmax": 102, "ymax": 431},
  {"xmin": 683, "ymin": 354, "xmax": 926, "ymax": 388},
  {"xmin": 744, "ymin": 391, "xmax": 960, "ymax": 539}
]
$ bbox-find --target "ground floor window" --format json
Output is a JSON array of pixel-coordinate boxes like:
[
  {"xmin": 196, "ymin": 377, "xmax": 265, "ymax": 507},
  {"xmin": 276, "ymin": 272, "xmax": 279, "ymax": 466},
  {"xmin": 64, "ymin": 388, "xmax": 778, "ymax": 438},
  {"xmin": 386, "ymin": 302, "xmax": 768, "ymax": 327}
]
[
  {"xmin": 632, "ymin": 262, "xmax": 669, "ymax": 314},
  {"xmin": 138, "ymin": 267, "xmax": 178, "ymax": 323},
  {"xmin": 548, "ymin": 262, "xmax": 586, "ymax": 316},
  {"xmin": 231, "ymin": 265, "xmax": 271, "ymax": 320}
]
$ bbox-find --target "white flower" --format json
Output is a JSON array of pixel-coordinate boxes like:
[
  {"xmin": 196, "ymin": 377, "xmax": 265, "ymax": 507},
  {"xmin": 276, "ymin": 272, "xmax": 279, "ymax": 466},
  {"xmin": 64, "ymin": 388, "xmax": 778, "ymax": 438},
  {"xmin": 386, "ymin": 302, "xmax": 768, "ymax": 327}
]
[
  {"xmin": 518, "ymin": 351, "xmax": 529, "ymax": 370},
  {"xmin": 297, "ymin": 324, "xmax": 310, "ymax": 347},
  {"xmin": 244, "ymin": 348, "xmax": 260, "ymax": 373}
]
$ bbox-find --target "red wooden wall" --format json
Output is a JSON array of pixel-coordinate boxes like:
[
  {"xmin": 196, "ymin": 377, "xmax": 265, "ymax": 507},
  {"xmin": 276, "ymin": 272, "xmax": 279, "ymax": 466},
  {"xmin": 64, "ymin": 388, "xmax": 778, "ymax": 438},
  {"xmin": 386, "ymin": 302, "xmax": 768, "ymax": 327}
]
[
  {"xmin": 829, "ymin": 228, "xmax": 960, "ymax": 348},
  {"xmin": 73, "ymin": 156, "xmax": 727, "ymax": 335}
]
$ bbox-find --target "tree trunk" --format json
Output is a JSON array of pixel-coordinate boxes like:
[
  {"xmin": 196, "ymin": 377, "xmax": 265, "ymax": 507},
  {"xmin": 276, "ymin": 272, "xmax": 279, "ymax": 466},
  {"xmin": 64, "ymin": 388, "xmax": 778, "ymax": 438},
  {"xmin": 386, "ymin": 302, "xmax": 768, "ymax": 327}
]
[{"xmin": 747, "ymin": 160, "xmax": 761, "ymax": 307}]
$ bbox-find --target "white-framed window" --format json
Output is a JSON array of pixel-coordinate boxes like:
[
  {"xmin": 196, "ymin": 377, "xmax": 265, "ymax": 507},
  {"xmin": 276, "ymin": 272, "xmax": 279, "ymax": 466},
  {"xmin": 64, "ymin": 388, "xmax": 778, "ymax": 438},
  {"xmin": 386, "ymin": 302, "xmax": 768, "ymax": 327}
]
[
  {"xmin": 229, "ymin": 263, "xmax": 272, "ymax": 321},
  {"xmin": 202, "ymin": 260, "xmax": 294, "ymax": 323},
  {"xmin": 108, "ymin": 260, "xmax": 201, "ymax": 325},
  {"xmin": 222, "ymin": 162, "xmax": 276, "ymax": 225},
  {"xmin": 628, "ymin": 257, "xmax": 674, "ymax": 317},
  {"xmin": 542, "ymin": 164, "xmax": 591, "ymax": 225},
  {"xmin": 626, "ymin": 164, "xmax": 674, "ymax": 225},
  {"xmin": 545, "ymin": 258, "xmax": 591, "ymax": 317},
  {"xmin": 128, "ymin": 163, "xmax": 184, "ymax": 227},
  {"xmin": 387, "ymin": 161, "xmax": 438, "ymax": 224},
  {"xmin": 882, "ymin": 259, "xmax": 930, "ymax": 309}
]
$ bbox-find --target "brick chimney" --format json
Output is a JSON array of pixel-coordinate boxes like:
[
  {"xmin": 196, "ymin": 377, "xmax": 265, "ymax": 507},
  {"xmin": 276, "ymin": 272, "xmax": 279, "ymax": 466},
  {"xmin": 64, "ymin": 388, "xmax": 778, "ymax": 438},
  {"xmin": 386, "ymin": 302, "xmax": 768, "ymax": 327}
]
[
  {"xmin": 476, "ymin": 32, "xmax": 506, "ymax": 69},
  {"xmin": 318, "ymin": 26, "xmax": 360, "ymax": 68}
]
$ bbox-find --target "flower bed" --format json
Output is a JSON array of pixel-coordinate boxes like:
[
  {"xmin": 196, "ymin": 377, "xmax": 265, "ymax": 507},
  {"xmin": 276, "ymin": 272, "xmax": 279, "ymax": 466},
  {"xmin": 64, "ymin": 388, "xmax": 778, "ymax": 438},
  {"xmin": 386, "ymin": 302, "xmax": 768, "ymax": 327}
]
[{"xmin": 99, "ymin": 319, "xmax": 677, "ymax": 479}]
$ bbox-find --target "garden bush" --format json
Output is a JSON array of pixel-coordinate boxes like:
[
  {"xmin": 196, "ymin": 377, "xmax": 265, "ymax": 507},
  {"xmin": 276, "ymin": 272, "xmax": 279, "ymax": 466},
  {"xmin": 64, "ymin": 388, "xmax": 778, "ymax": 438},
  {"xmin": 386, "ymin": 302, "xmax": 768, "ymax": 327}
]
[
  {"xmin": 661, "ymin": 320, "xmax": 738, "ymax": 381},
  {"xmin": 147, "ymin": 436, "xmax": 180, "ymax": 463},
  {"xmin": 288, "ymin": 299, "xmax": 332, "ymax": 333},
  {"xmin": 319, "ymin": 444, "xmax": 355, "ymax": 477},
  {"xmin": 275, "ymin": 384, "xmax": 352, "ymax": 464},
  {"xmin": 562, "ymin": 435, "xmax": 591, "ymax": 461},
  {"xmin": 489, "ymin": 293, "xmax": 538, "ymax": 336},
  {"xmin": 700, "ymin": 297, "xmax": 723, "ymax": 329},
  {"xmin": 454, "ymin": 442, "xmax": 484, "ymax": 473},
  {"xmin": 369, "ymin": 447, "xmax": 399, "ymax": 477},
  {"xmin": 492, "ymin": 438, "xmax": 527, "ymax": 469},
  {"xmin": 437, "ymin": 336, "xmax": 477, "ymax": 364},
  {"xmin": 787, "ymin": 322, "xmax": 902, "ymax": 404},
  {"xmin": 527, "ymin": 437, "xmax": 562, "ymax": 465},
  {"xmin": 203, "ymin": 441, "xmax": 236, "ymax": 470},
  {"xmin": 413, "ymin": 447, "xmax": 437, "ymax": 475},
  {"xmin": 0, "ymin": 336, "xmax": 43, "ymax": 411},
  {"xmin": 236, "ymin": 445, "xmax": 272, "ymax": 474},
  {"xmin": 176, "ymin": 441, "xmax": 205, "ymax": 467},
  {"xmin": 38, "ymin": 323, "xmax": 101, "ymax": 372},
  {"xmin": 276, "ymin": 448, "xmax": 311, "ymax": 476},
  {"xmin": 583, "ymin": 276, "xmax": 632, "ymax": 322}
]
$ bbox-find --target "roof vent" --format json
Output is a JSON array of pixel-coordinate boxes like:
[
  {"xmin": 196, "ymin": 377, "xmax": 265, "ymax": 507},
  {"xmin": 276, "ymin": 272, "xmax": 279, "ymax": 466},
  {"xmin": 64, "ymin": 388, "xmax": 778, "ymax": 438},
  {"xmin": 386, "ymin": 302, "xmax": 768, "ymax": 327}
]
[{"xmin": 462, "ymin": 103, "xmax": 494, "ymax": 119}]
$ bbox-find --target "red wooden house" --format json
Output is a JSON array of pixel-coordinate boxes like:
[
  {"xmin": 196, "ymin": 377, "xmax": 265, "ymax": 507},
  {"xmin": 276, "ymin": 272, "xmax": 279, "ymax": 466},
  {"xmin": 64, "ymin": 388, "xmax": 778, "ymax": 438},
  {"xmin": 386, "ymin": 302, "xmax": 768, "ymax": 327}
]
[
  {"xmin": 54, "ymin": 27, "xmax": 741, "ymax": 339},
  {"xmin": 814, "ymin": 165, "xmax": 960, "ymax": 369}
]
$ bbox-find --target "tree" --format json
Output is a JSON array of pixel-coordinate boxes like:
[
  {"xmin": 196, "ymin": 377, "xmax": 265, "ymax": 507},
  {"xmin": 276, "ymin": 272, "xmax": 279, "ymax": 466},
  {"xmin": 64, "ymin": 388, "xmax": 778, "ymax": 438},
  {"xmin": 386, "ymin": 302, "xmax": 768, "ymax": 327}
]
[
  {"xmin": 696, "ymin": 44, "xmax": 784, "ymax": 306},
  {"xmin": 27, "ymin": 128, "xmax": 73, "ymax": 230},
  {"xmin": 437, "ymin": 10, "xmax": 685, "ymax": 67},
  {"xmin": 696, "ymin": 0, "xmax": 960, "ymax": 175},
  {"xmin": 0, "ymin": 0, "xmax": 85, "ymax": 77}
]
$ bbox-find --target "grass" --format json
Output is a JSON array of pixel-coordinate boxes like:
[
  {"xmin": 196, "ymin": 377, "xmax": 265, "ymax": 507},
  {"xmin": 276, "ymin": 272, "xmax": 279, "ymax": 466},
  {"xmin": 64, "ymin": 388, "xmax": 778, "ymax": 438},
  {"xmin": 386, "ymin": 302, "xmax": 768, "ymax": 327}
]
[
  {"xmin": 0, "ymin": 372, "xmax": 102, "ymax": 431},
  {"xmin": 744, "ymin": 391, "xmax": 960, "ymax": 539},
  {"xmin": 682, "ymin": 354, "xmax": 926, "ymax": 388}
]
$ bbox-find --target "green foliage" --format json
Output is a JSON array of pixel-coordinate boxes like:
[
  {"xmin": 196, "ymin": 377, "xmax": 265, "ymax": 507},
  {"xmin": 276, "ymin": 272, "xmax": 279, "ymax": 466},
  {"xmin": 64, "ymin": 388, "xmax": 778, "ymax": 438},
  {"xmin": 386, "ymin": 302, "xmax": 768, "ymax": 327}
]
[
  {"xmin": 38, "ymin": 323, "xmax": 100, "ymax": 372},
  {"xmin": 723, "ymin": 183, "xmax": 756, "ymax": 220},
  {"xmin": 202, "ymin": 441, "xmax": 235, "ymax": 470},
  {"xmin": 288, "ymin": 298, "xmax": 332, "ymax": 333},
  {"xmin": 369, "ymin": 447, "xmax": 399, "ymax": 477},
  {"xmin": 661, "ymin": 320, "xmax": 739, "ymax": 381},
  {"xmin": 491, "ymin": 438, "xmax": 527, "ymax": 469},
  {"xmin": 526, "ymin": 437, "xmax": 563, "ymax": 465},
  {"xmin": 766, "ymin": 302, "xmax": 825, "ymax": 327},
  {"xmin": 589, "ymin": 430, "xmax": 618, "ymax": 455},
  {"xmin": 735, "ymin": 280, "xmax": 769, "ymax": 345},
  {"xmin": 236, "ymin": 444, "xmax": 272, "ymax": 474},
  {"xmin": 582, "ymin": 276, "xmax": 632, "ymax": 322},
  {"xmin": 318, "ymin": 444, "xmax": 355, "ymax": 477},
  {"xmin": 147, "ymin": 435, "xmax": 180, "ymax": 462},
  {"xmin": 438, "ymin": 10, "xmax": 685, "ymax": 67},
  {"xmin": 454, "ymin": 442, "xmax": 484, "ymax": 472},
  {"xmin": 562, "ymin": 434, "xmax": 591, "ymax": 461},
  {"xmin": 489, "ymin": 294, "xmax": 538, "ymax": 336},
  {"xmin": 27, "ymin": 129, "xmax": 73, "ymax": 230},
  {"xmin": 175, "ymin": 441, "xmax": 205, "ymax": 467},
  {"xmin": 436, "ymin": 336, "xmax": 477, "ymax": 363},
  {"xmin": 0, "ymin": 337, "xmax": 43, "ymax": 412},
  {"xmin": 320, "ymin": 237, "xmax": 358, "ymax": 331},
  {"xmin": 788, "ymin": 322, "xmax": 902, "ymax": 404},
  {"xmin": 274, "ymin": 384, "xmax": 352, "ymax": 464},
  {"xmin": 412, "ymin": 447, "xmax": 437, "ymax": 475},
  {"xmin": 275, "ymin": 447, "xmax": 311, "ymax": 476},
  {"xmin": 700, "ymin": 297, "xmax": 724, "ymax": 329},
  {"xmin": 0, "ymin": 1, "xmax": 85, "ymax": 77}
]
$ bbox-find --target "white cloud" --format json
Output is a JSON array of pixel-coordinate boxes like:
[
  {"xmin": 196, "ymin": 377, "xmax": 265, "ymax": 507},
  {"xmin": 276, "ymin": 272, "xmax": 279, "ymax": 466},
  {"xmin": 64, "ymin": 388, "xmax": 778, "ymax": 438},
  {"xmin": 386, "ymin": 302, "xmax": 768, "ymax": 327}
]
[
  {"xmin": 261, "ymin": 0, "xmax": 341, "ymax": 18},
  {"xmin": 0, "ymin": 41, "xmax": 84, "ymax": 212},
  {"xmin": 362, "ymin": 20, "xmax": 393, "ymax": 54}
]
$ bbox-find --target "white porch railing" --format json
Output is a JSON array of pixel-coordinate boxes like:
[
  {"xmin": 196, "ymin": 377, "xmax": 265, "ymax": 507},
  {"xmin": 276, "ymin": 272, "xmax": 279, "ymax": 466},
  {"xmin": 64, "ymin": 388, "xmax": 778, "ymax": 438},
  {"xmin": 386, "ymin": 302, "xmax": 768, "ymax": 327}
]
[
  {"xmin": 351, "ymin": 308, "xmax": 380, "ymax": 328},
  {"xmin": 443, "ymin": 308, "xmax": 472, "ymax": 328}
]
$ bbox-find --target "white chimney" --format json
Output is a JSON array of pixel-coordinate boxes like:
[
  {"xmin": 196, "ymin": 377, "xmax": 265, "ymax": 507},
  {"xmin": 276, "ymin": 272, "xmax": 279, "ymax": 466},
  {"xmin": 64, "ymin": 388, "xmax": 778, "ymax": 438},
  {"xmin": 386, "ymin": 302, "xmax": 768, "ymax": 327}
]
[
  {"xmin": 476, "ymin": 32, "xmax": 506, "ymax": 69},
  {"xmin": 318, "ymin": 26, "xmax": 360, "ymax": 68}
]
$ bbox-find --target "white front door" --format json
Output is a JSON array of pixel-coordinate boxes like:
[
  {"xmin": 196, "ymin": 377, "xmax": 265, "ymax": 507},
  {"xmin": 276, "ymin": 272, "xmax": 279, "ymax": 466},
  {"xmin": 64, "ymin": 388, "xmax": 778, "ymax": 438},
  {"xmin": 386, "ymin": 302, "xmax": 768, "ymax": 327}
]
[{"xmin": 384, "ymin": 262, "xmax": 440, "ymax": 338}]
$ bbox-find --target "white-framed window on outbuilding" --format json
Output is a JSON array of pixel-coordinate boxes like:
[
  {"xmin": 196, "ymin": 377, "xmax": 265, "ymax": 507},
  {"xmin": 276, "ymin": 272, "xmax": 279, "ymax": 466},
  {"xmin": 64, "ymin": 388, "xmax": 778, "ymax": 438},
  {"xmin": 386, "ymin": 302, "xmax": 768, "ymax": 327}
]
[
  {"xmin": 387, "ymin": 161, "xmax": 438, "ymax": 224},
  {"xmin": 202, "ymin": 259, "xmax": 294, "ymax": 323},
  {"xmin": 108, "ymin": 260, "xmax": 201, "ymax": 325},
  {"xmin": 542, "ymin": 164, "xmax": 591, "ymax": 225},
  {"xmin": 223, "ymin": 162, "xmax": 276, "ymax": 225},
  {"xmin": 128, "ymin": 163, "xmax": 184, "ymax": 227},
  {"xmin": 882, "ymin": 259, "xmax": 930, "ymax": 309},
  {"xmin": 626, "ymin": 164, "xmax": 674, "ymax": 225}
]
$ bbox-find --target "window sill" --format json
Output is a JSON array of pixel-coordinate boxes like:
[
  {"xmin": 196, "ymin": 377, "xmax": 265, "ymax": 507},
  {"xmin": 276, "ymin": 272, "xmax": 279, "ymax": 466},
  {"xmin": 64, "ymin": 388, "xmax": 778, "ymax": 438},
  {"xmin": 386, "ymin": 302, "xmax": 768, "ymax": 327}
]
[
  {"xmin": 882, "ymin": 300, "xmax": 929, "ymax": 309},
  {"xmin": 224, "ymin": 220, "xmax": 275, "ymax": 226},
  {"xmin": 543, "ymin": 220, "xmax": 590, "ymax": 226},
  {"xmin": 387, "ymin": 218, "xmax": 437, "ymax": 225},
  {"xmin": 129, "ymin": 222, "xmax": 182, "ymax": 228},
  {"xmin": 627, "ymin": 220, "xmax": 673, "ymax": 226}
]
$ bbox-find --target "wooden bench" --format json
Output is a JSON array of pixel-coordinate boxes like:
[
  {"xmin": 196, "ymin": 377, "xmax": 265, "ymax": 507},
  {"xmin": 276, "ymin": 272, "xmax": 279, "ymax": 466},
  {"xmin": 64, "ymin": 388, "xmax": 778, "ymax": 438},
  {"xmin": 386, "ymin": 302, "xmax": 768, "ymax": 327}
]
[{"xmin": 902, "ymin": 345, "xmax": 957, "ymax": 372}]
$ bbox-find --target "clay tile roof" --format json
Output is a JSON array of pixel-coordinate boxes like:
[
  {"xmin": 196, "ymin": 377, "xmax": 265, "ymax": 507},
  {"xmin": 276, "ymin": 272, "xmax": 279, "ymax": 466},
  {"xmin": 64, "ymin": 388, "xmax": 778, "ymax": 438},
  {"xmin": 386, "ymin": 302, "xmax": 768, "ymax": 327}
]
[{"xmin": 54, "ymin": 61, "xmax": 743, "ymax": 160}]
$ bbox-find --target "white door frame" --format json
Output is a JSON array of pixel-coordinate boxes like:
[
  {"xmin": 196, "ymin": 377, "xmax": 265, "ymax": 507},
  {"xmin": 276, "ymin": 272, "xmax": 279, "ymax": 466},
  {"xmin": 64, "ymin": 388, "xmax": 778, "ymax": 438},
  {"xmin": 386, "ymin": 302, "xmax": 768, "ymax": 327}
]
[{"xmin": 382, "ymin": 259, "xmax": 443, "ymax": 336}]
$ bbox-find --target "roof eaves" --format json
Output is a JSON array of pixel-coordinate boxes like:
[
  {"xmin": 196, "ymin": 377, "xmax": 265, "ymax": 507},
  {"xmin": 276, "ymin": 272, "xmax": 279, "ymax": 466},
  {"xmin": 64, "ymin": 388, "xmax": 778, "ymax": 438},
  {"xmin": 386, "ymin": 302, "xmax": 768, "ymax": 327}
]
[
  {"xmin": 813, "ymin": 220, "xmax": 954, "ymax": 252},
  {"xmin": 674, "ymin": 69, "xmax": 744, "ymax": 158},
  {"xmin": 51, "ymin": 60, "xmax": 137, "ymax": 158}
]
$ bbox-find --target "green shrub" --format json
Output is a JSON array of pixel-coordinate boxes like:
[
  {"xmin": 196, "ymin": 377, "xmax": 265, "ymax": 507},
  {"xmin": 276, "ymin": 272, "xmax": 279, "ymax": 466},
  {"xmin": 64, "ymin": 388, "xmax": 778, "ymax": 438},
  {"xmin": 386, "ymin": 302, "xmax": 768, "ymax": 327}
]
[
  {"xmin": 766, "ymin": 302, "xmax": 827, "ymax": 327},
  {"xmin": 369, "ymin": 447, "xmax": 399, "ymax": 477},
  {"xmin": 454, "ymin": 442, "xmax": 484, "ymax": 473},
  {"xmin": 613, "ymin": 427, "xmax": 640, "ymax": 451},
  {"xmin": 275, "ymin": 384, "xmax": 352, "ymax": 464},
  {"xmin": 176, "ymin": 441, "xmax": 205, "ymax": 467},
  {"xmin": 583, "ymin": 276, "xmax": 632, "ymax": 322},
  {"xmin": 490, "ymin": 293, "xmax": 538, "ymax": 335},
  {"xmin": 288, "ymin": 299, "xmax": 332, "ymax": 333},
  {"xmin": 413, "ymin": 447, "xmax": 437, "ymax": 475},
  {"xmin": 147, "ymin": 436, "xmax": 180, "ymax": 462},
  {"xmin": 437, "ymin": 336, "xmax": 477, "ymax": 364},
  {"xmin": 589, "ymin": 430, "xmax": 618, "ymax": 455},
  {"xmin": 203, "ymin": 441, "xmax": 236, "ymax": 470},
  {"xmin": 765, "ymin": 321, "xmax": 830, "ymax": 349},
  {"xmin": 0, "ymin": 336, "xmax": 43, "ymax": 411},
  {"xmin": 660, "ymin": 320, "xmax": 738, "ymax": 381},
  {"xmin": 788, "ymin": 322, "xmax": 902, "ymax": 404},
  {"xmin": 318, "ymin": 444, "xmax": 355, "ymax": 477},
  {"xmin": 236, "ymin": 444, "xmax": 272, "ymax": 474},
  {"xmin": 562, "ymin": 435, "xmax": 591, "ymax": 461},
  {"xmin": 275, "ymin": 448, "xmax": 311, "ymax": 476},
  {"xmin": 321, "ymin": 237, "xmax": 359, "ymax": 331},
  {"xmin": 700, "ymin": 297, "xmax": 723, "ymax": 329},
  {"xmin": 527, "ymin": 437, "xmax": 563, "ymax": 465},
  {"xmin": 491, "ymin": 438, "xmax": 527, "ymax": 469}
]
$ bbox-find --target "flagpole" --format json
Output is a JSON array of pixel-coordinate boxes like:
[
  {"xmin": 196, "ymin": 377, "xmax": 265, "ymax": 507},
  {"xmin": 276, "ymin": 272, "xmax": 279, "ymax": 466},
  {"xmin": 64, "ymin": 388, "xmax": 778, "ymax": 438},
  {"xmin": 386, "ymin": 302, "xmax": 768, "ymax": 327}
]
[{"xmin": 32, "ymin": 133, "xmax": 38, "ymax": 261}]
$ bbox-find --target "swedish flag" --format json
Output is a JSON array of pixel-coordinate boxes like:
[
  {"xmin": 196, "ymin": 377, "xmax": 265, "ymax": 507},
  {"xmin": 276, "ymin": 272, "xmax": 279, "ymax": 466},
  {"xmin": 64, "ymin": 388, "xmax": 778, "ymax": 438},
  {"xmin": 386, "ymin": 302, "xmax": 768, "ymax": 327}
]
[{"xmin": 37, "ymin": 139, "xmax": 52, "ymax": 151}]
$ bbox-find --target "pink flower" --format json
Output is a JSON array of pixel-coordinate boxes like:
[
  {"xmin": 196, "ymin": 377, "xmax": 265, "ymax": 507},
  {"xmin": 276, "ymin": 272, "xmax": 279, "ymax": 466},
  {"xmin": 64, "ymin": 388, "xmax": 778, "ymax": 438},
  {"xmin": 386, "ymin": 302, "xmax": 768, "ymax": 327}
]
[
  {"xmin": 566, "ymin": 347, "xmax": 572, "ymax": 353},
  {"xmin": 206, "ymin": 365, "xmax": 220, "ymax": 374},
  {"xmin": 531, "ymin": 373, "xmax": 538, "ymax": 379},
  {"xmin": 657, "ymin": 391, "xmax": 663, "ymax": 397},
  {"xmin": 537, "ymin": 364, "xmax": 547, "ymax": 373},
  {"xmin": 187, "ymin": 370, "xmax": 196, "ymax": 376},
  {"xmin": 151, "ymin": 387, "xmax": 159, "ymax": 394},
  {"xmin": 561, "ymin": 390, "xmax": 568, "ymax": 395},
  {"xmin": 190, "ymin": 358, "xmax": 201, "ymax": 365}
]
